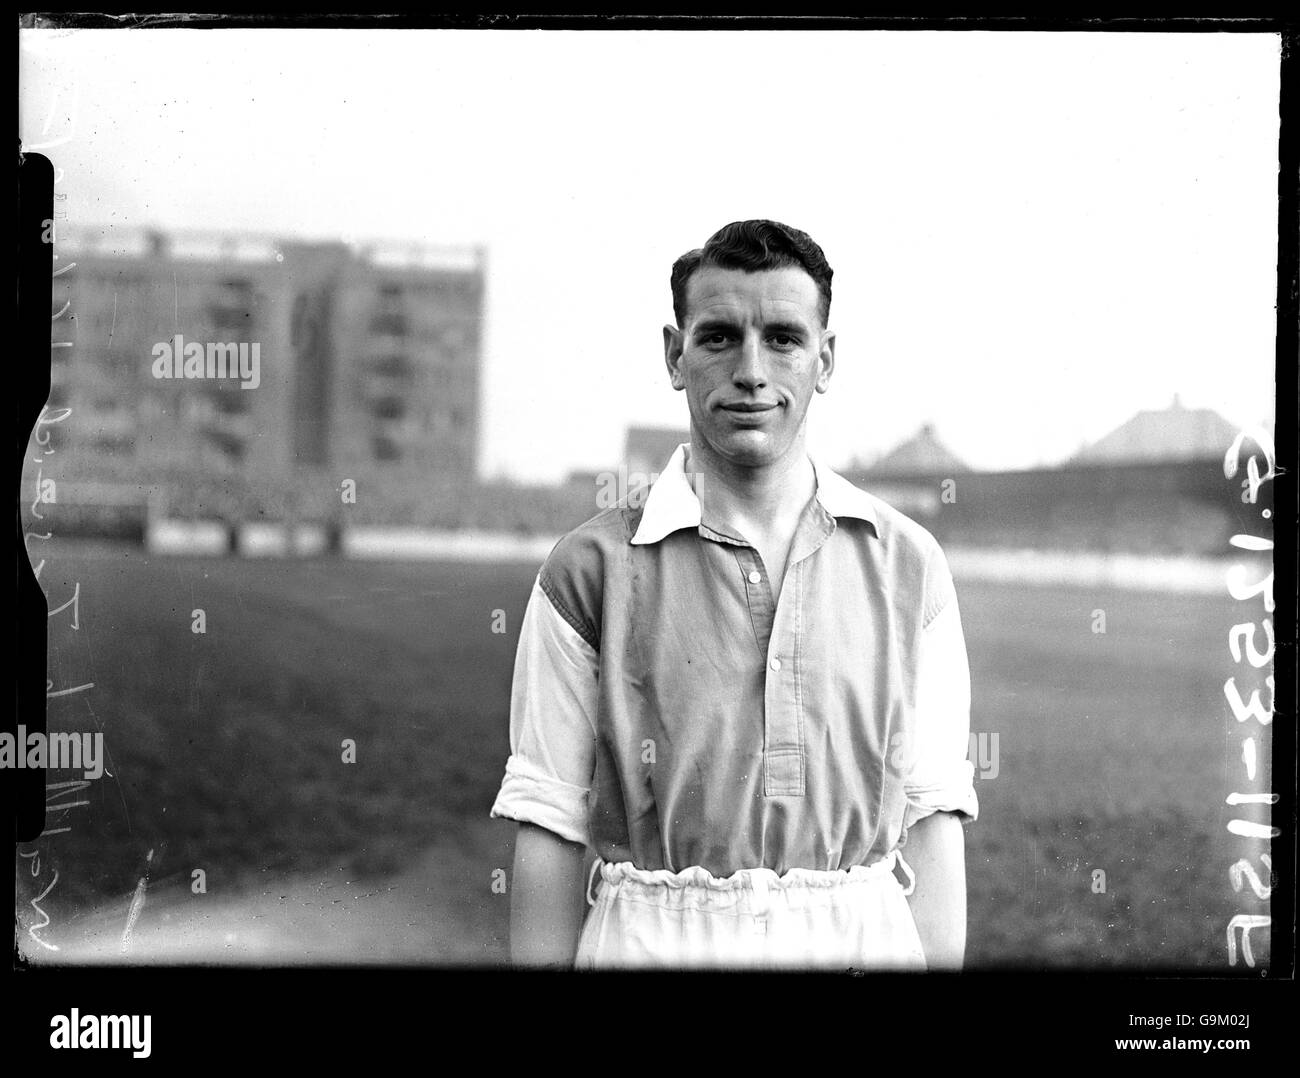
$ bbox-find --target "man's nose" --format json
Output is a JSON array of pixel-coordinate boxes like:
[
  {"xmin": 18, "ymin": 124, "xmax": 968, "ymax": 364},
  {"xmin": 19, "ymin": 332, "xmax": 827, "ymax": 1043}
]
[{"xmin": 732, "ymin": 332, "xmax": 767, "ymax": 389}]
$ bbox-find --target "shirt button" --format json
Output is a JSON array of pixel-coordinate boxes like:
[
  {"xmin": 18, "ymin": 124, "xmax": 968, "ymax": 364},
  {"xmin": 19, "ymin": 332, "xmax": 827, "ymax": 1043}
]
[
  {"xmin": 770, "ymin": 657, "xmax": 782, "ymax": 672},
  {"xmin": 748, "ymin": 571, "xmax": 762, "ymax": 584}
]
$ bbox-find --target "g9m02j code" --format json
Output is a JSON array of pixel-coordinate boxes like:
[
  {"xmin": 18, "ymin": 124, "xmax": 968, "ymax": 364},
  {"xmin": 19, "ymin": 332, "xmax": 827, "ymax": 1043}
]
[{"xmin": 1198, "ymin": 1015, "xmax": 1250, "ymax": 1029}]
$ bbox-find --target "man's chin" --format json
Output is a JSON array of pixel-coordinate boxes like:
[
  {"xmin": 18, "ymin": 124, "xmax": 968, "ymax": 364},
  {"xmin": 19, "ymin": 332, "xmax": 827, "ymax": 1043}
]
[{"xmin": 708, "ymin": 429, "xmax": 786, "ymax": 468}]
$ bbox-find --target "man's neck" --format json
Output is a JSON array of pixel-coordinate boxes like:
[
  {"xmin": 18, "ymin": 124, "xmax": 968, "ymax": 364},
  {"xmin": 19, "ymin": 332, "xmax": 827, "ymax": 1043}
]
[{"xmin": 685, "ymin": 435, "xmax": 816, "ymax": 539}]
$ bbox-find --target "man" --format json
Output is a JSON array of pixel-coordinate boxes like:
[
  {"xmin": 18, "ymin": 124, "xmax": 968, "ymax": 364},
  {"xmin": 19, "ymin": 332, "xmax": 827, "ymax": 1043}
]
[{"xmin": 491, "ymin": 219, "xmax": 978, "ymax": 969}]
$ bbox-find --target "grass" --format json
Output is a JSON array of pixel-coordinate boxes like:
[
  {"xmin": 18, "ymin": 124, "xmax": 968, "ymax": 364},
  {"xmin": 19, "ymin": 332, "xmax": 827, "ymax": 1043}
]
[{"xmin": 24, "ymin": 546, "xmax": 1265, "ymax": 968}]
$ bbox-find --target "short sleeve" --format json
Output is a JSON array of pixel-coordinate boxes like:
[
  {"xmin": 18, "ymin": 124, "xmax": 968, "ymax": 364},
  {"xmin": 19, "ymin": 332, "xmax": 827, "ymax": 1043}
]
[
  {"xmin": 489, "ymin": 574, "xmax": 599, "ymax": 846},
  {"xmin": 903, "ymin": 582, "xmax": 979, "ymax": 830}
]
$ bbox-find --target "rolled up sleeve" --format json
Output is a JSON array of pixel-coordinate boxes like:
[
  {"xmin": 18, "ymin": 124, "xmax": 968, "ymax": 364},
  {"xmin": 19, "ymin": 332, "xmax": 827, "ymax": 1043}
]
[
  {"xmin": 489, "ymin": 574, "xmax": 599, "ymax": 846},
  {"xmin": 903, "ymin": 594, "xmax": 980, "ymax": 829}
]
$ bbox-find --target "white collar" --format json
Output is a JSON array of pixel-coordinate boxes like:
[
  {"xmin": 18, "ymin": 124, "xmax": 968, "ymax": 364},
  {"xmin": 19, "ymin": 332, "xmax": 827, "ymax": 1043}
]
[{"xmin": 630, "ymin": 442, "xmax": 879, "ymax": 545}]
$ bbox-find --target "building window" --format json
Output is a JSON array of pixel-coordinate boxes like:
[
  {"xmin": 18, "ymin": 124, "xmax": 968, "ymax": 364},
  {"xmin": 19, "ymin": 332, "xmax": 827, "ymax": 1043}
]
[
  {"xmin": 212, "ymin": 278, "xmax": 254, "ymax": 331},
  {"xmin": 371, "ymin": 283, "xmax": 407, "ymax": 336},
  {"xmin": 372, "ymin": 396, "xmax": 405, "ymax": 421},
  {"xmin": 205, "ymin": 428, "xmax": 245, "ymax": 463},
  {"xmin": 371, "ymin": 354, "xmax": 410, "ymax": 379},
  {"xmin": 215, "ymin": 388, "xmax": 251, "ymax": 416}
]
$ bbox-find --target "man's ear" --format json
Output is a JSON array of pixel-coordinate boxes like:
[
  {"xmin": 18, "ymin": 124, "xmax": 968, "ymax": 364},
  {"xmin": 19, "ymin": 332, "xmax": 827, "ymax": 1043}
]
[
  {"xmin": 664, "ymin": 324, "xmax": 686, "ymax": 390},
  {"xmin": 815, "ymin": 329, "xmax": 836, "ymax": 394}
]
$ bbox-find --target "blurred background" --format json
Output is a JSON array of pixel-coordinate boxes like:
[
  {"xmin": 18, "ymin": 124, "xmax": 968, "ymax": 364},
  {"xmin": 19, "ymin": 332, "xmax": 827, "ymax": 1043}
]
[{"xmin": 18, "ymin": 25, "xmax": 1279, "ymax": 967}]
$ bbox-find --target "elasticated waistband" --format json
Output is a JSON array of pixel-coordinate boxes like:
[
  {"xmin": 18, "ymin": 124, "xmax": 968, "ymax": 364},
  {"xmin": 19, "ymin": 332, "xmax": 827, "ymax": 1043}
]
[{"xmin": 586, "ymin": 849, "xmax": 914, "ymax": 910}]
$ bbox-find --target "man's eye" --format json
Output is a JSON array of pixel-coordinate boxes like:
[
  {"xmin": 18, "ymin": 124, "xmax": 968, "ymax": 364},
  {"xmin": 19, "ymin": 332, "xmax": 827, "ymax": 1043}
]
[
  {"xmin": 702, "ymin": 333, "xmax": 730, "ymax": 346},
  {"xmin": 770, "ymin": 335, "xmax": 798, "ymax": 347}
]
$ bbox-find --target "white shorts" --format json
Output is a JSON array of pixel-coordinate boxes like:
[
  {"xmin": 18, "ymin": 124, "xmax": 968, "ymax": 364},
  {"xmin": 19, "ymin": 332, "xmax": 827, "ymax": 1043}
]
[{"xmin": 574, "ymin": 850, "xmax": 927, "ymax": 970}]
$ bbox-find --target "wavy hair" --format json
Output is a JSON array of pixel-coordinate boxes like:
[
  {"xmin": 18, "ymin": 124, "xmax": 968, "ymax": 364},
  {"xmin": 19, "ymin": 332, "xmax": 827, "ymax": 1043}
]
[{"xmin": 670, "ymin": 219, "xmax": 833, "ymax": 328}]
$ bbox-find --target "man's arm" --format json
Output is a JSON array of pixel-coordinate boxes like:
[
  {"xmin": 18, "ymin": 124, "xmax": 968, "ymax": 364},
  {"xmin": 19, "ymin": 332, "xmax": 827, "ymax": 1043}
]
[
  {"xmin": 509, "ymin": 822, "xmax": 589, "ymax": 967},
  {"xmin": 903, "ymin": 810, "xmax": 967, "ymax": 969},
  {"xmin": 489, "ymin": 567, "xmax": 601, "ymax": 966},
  {"xmin": 902, "ymin": 547, "xmax": 976, "ymax": 971}
]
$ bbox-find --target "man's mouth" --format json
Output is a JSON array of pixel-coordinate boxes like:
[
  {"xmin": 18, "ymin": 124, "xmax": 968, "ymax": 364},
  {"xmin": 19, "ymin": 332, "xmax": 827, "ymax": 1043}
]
[{"xmin": 719, "ymin": 401, "xmax": 779, "ymax": 413}]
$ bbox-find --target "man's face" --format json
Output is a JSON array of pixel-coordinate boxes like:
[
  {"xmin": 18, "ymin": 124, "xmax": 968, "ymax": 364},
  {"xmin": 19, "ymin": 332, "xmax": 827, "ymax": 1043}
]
[{"xmin": 664, "ymin": 265, "xmax": 834, "ymax": 469}]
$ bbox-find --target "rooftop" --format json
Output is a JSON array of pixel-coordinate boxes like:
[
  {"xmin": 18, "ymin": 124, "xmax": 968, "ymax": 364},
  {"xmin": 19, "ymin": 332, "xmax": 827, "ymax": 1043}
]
[
  {"xmin": 863, "ymin": 423, "xmax": 970, "ymax": 476},
  {"xmin": 1072, "ymin": 395, "xmax": 1242, "ymax": 464}
]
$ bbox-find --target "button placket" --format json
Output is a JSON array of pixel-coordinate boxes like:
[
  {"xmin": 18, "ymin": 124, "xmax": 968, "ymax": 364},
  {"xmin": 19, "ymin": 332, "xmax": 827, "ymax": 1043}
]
[
  {"xmin": 713, "ymin": 515, "xmax": 826, "ymax": 800},
  {"xmin": 763, "ymin": 561, "xmax": 805, "ymax": 798},
  {"xmin": 759, "ymin": 505, "xmax": 833, "ymax": 801},
  {"xmin": 734, "ymin": 546, "xmax": 775, "ymax": 660}
]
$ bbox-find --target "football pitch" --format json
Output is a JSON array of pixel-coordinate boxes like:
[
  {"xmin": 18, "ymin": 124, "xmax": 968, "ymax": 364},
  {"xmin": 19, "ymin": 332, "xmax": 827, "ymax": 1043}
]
[{"xmin": 25, "ymin": 547, "xmax": 1257, "ymax": 968}]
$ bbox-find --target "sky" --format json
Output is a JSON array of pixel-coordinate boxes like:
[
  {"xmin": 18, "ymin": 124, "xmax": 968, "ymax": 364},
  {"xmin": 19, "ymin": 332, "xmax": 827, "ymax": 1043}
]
[{"xmin": 20, "ymin": 28, "xmax": 1283, "ymax": 482}]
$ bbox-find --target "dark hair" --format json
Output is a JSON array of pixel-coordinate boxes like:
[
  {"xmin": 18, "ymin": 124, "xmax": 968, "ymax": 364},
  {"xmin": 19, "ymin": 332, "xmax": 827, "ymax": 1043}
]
[{"xmin": 670, "ymin": 219, "xmax": 833, "ymax": 328}]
